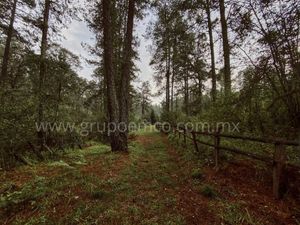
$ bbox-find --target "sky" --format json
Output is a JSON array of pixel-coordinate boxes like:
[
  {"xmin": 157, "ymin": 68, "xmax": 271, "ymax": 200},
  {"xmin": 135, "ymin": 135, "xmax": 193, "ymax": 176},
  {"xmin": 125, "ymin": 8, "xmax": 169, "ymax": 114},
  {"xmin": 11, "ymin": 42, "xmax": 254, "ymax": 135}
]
[{"xmin": 60, "ymin": 11, "xmax": 162, "ymax": 104}]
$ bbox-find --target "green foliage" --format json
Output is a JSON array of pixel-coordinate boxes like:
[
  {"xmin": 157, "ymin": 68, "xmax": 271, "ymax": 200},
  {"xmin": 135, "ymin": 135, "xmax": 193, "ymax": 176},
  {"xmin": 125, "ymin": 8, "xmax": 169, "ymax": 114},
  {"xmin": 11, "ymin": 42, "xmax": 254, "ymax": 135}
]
[
  {"xmin": 150, "ymin": 109, "xmax": 157, "ymax": 125},
  {"xmin": 0, "ymin": 44, "xmax": 109, "ymax": 169},
  {"xmin": 191, "ymin": 169, "xmax": 204, "ymax": 180},
  {"xmin": 0, "ymin": 177, "xmax": 48, "ymax": 213},
  {"xmin": 48, "ymin": 160, "xmax": 75, "ymax": 169},
  {"xmin": 199, "ymin": 184, "xmax": 218, "ymax": 199},
  {"xmin": 219, "ymin": 203, "xmax": 263, "ymax": 225}
]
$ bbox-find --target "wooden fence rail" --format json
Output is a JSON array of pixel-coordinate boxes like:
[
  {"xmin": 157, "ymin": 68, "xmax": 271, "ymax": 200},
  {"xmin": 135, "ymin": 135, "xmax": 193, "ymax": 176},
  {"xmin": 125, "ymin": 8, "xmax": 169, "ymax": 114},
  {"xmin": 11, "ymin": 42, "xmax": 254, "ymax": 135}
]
[{"xmin": 157, "ymin": 124, "xmax": 300, "ymax": 199}]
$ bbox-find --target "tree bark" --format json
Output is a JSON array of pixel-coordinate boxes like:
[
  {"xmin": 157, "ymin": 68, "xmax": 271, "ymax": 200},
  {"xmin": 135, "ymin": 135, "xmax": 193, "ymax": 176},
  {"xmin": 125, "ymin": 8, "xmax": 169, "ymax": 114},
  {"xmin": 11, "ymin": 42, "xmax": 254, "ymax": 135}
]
[
  {"xmin": 37, "ymin": 0, "xmax": 51, "ymax": 151},
  {"xmin": 198, "ymin": 75, "xmax": 203, "ymax": 113},
  {"xmin": 102, "ymin": 0, "xmax": 123, "ymax": 151},
  {"xmin": 171, "ymin": 65, "xmax": 174, "ymax": 112},
  {"xmin": 164, "ymin": 5, "xmax": 171, "ymax": 113},
  {"xmin": 119, "ymin": 0, "xmax": 135, "ymax": 151},
  {"xmin": 0, "ymin": 0, "xmax": 18, "ymax": 85},
  {"xmin": 206, "ymin": 0, "xmax": 217, "ymax": 102},
  {"xmin": 184, "ymin": 73, "xmax": 189, "ymax": 116},
  {"xmin": 166, "ymin": 67, "xmax": 170, "ymax": 113},
  {"xmin": 219, "ymin": 0, "xmax": 231, "ymax": 97},
  {"xmin": 171, "ymin": 41, "xmax": 177, "ymax": 112},
  {"xmin": 141, "ymin": 97, "xmax": 145, "ymax": 116}
]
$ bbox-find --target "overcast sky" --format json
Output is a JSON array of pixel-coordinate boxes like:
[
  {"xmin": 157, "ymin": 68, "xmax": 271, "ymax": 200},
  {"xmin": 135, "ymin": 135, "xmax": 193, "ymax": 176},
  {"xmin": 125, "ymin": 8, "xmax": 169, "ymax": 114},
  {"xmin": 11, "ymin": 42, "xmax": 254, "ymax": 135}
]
[{"xmin": 60, "ymin": 12, "xmax": 162, "ymax": 104}]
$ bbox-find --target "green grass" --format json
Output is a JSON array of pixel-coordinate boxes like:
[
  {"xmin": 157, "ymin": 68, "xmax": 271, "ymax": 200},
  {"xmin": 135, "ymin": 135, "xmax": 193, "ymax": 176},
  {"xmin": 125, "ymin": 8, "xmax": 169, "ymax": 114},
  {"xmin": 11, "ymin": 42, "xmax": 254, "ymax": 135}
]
[
  {"xmin": 0, "ymin": 129, "xmax": 297, "ymax": 225},
  {"xmin": 191, "ymin": 169, "xmax": 204, "ymax": 180},
  {"xmin": 133, "ymin": 125, "xmax": 159, "ymax": 136},
  {"xmin": 0, "ymin": 131, "xmax": 186, "ymax": 225},
  {"xmin": 198, "ymin": 184, "xmax": 218, "ymax": 199},
  {"xmin": 219, "ymin": 202, "xmax": 263, "ymax": 225}
]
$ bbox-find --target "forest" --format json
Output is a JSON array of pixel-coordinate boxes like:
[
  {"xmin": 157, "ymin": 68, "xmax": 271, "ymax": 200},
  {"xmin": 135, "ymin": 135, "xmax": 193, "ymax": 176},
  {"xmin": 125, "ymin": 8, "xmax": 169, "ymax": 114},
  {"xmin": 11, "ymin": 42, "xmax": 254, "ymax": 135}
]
[{"xmin": 0, "ymin": 0, "xmax": 299, "ymax": 224}]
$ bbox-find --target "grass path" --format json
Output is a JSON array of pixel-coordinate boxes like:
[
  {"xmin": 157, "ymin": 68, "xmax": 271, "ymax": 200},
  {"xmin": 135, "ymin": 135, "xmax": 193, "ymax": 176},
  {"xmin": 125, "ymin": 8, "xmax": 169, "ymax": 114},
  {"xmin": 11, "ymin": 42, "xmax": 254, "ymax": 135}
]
[
  {"xmin": 0, "ymin": 129, "xmax": 298, "ymax": 224},
  {"xmin": 0, "ymin": 130, "xmax": 215, "ymax": 225}
]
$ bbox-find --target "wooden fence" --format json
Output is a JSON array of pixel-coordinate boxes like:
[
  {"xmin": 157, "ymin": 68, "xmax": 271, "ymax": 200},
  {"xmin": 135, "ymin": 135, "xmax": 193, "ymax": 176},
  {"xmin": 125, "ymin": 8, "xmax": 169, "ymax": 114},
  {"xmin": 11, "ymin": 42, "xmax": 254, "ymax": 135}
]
[{"xmin": 157, "ymin": 124, "xmax": 300, "ymax": 199}]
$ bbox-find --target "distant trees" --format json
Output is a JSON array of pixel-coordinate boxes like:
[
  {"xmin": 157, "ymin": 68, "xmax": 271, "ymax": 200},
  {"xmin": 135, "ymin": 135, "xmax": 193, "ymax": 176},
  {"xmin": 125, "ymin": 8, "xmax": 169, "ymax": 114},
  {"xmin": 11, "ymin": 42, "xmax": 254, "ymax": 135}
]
[
  {"xmin": 205, "ymin": 0, "xmax": 217, "ymax": 102},
  {"xmin": 149, "ymin": 1, "xmax": 172, "ymax": 113},
  {"xmin": 0, "ymin": 44, "xmax": 93, "ymax": 169},
  {"xmin": 0, "ymin": 0, "xmax": 97, "ymax": 169},
  {"xmin": 29, "ymin": 0, "xmax": 78, "ymax": 151},
  {"xmin": 219, "ymin": 0, "xmax": 231, "ymax": 96},
  {"xmin": 230, "ymin": 0, "xmax": 300, "ymax": 131},
  {"xmin": 37, "ymin": 0, "xmax": 51, "ymax": 151},
  {"xmin": 150, "ymin": 109, "xmax": 157, "ymax": 125},
  {"xmin": 140, "ymin": 81, "xmax": 152, "ymax": 117},
  {"xmin": 0, "ymin": 0, "xmax": 36, "ymax": 85},
  {"xmin": 0, "ymin": 0, "xmax": 18, "ymax": 85},
  {"xmin": 149, "ymin": 0, "xmax": 300, "ymax": 136},
  {"xmin": 0, "ymin": 0, "xmax": 299, "ymax": 169},
  {"xmin": 149, "ymin": 0, "xmax": 207, "ymax": 119}
]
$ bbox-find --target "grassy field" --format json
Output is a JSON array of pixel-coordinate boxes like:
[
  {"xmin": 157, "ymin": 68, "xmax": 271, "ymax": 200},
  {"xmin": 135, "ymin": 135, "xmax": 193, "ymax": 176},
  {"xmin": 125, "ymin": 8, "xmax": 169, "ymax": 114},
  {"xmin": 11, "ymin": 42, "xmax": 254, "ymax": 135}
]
[{"xmin": 0, "ymin": 128, "xmax": 299, "ymax": 224}]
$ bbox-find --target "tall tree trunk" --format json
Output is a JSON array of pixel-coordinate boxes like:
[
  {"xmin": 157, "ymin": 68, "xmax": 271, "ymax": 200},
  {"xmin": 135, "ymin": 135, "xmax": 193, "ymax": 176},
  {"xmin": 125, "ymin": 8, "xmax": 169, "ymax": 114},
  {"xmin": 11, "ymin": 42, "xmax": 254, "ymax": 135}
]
[
  {"xmin": 165, "ymin": 43, "xmax": 171, "ymax": 113},
  {"xmin": 166, "ymin": 67, "xmax": 170, "ymax": 113},
  {"xmin": 171, "ymin": 41, "xmax": 177, "ymax": 112},
  {"xmin": 0, "ymin": 0, "xmax": 18, "ymax": 85},
  {"xmin": 37, "ymin": 0, "xmax": 51, "ymax": 151},
  {"xmin": 164, "ymin": 5, "xmax": 171, "ymax": 113},
  {"xmin": 198, "ymin": 75, "xmax": 203, "ymax": 113},
  {"xmin": 206, "ymin": 0, "xmax": 217, "ymax": 102},
  {"xmin": 119, "ymin": 0, "xmax": 135, "ymax": 151},
  {"xmin": 171, "ymin": 66, "xmax": 174, "ymax": 112},
  {"xmin": 184, "ymin": 73, "xmax": 189, "ymax": 116},
  {"xmin": 55, "ymin": 80, "xmax": 61, "ymax": 120},
  {"xmin": 102, "ymin": 0, "xmax": 123, "ymax": 151},
  {"xmin": 219, "ymin": 0, "xmax": 231, "ymax": 97},
  {"xmin": 141, "ymin": 98, "xmax": 145, "ymax": 116}
]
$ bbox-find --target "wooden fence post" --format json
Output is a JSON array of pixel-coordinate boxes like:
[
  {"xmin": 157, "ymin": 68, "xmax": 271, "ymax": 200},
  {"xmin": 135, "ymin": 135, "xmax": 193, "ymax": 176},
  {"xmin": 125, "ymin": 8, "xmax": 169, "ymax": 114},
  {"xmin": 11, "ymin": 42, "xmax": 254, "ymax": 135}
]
[
  {"xmin": 214, "ymin": 129, "xmax": 221, "ymax": 169},
  {"xmin": 192, "ymin": 132, "xmax": 199, "ymax": 152},
  {"xmin": 273, "ymin": 143, "xmax": 287, "ymax": 199}
]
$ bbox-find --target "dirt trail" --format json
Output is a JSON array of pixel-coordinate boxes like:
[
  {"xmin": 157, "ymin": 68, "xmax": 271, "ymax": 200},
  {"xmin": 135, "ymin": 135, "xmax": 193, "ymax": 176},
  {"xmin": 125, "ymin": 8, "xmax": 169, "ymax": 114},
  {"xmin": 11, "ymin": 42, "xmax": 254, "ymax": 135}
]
[
  {"xmin": 135, "ymin": 133, "xmax": 220, "ymax": 225},
  {"xmin": 135, "ymin": 132, "xmax": 299, "ymax": 225},
  {"xmin": 0, "ymin": 131, "xmax": 299, "ymax": 224}
]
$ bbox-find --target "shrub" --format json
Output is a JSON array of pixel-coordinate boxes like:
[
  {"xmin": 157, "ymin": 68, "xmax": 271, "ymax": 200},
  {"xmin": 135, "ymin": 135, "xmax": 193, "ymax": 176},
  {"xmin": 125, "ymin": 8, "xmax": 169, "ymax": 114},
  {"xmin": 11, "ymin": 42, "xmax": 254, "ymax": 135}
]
[
  {"xmin": 191, "ymin": 169, "xmax": 204, "ymax": 180},
  {"xmin": 0, "ymin": 177, "xmax": 48, "ymax": 214},
  {"xmin": 199, "ymin": 184, "xmax": 217, "ymax": 198}
]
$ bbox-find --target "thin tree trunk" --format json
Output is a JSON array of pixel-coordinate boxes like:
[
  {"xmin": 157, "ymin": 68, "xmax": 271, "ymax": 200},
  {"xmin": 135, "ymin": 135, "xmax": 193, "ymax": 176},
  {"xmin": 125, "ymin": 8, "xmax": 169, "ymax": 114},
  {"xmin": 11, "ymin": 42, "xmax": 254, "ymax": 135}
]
[
  {"xmin": 171, "ymin": 66, "xmax": 174, "ymax": 112},
  {"xmin": 198, "ymin": 75, "xmax": 203, "ymax": 113},
  {"xmin": 166, "ymin": 67, "xmax": 170, "ymax": 113},
  {"xmin": 171, "ymin": 41, "xmax": 177, "ymax": 112},
  {"xmin": 102, "ymin": 0, "xmax": 122, "ymax": 151},
  {"xmin": 164, "ymin": 5, "xmax": 171, "ymax": 113},
  {"xmin": 206, "ymin": 0, "xmax": 217, "ymax": 102},
  {"xmin": 119, "ymin": 0, "xmax": 135, "ymax": 151},
  {"xmin": 0, "ymin": 0, "xmax": 18, "ymax": 85},
  {"xmin": 184, "ymin": 73, "xmax": 189, "ymax": 116},
  {"xmin": 37, "ymin": 0, "xmax": 51, "ymax": 151},
  {"xmin": 55, "ymin": 80, "xmax": 62, "ymax": 121},
  {"xmin": 219, "ymin": 0, "xmax": 231, "ymax": 97},
  {"xmin": 142, "ymin": 98, "xmax": 145, "ymax": 116},
  {"xmin": 165, "ymin": 44, "xmax": 171, "ymax": 113}
]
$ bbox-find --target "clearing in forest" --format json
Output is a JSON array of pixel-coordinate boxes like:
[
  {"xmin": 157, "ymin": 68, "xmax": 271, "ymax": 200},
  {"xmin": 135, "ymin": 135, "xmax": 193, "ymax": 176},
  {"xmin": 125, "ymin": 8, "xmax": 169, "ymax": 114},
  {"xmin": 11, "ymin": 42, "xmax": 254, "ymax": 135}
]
[{"xmin": 0, "ymin": 129, "xmax": 299, "ymax": 225}]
